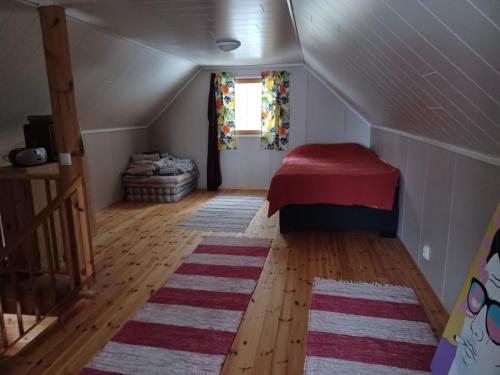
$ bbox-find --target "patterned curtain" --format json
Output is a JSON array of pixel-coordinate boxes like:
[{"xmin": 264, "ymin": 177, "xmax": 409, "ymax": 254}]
[
  {"xmin": 214, "ymin": 72, "xmax": 236, "ymax": 150},
  {"xmin": 260, "ymin": 71, "xmax": 290, "ymax": 150}
]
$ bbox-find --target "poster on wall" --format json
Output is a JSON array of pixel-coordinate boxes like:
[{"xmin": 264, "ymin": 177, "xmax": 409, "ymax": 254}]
[{"xmin": 431, "ymin": 204, "xmax": 500, "ymax": 374}]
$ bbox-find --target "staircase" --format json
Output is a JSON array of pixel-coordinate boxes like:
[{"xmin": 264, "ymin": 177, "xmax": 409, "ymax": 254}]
[
  {"xmin": 0, "ymin": 273, "xmax": 71, "ymax": 315},
  {"xmin": 0, "ymin": 167, "xmax": 94, "ymax": 358}
]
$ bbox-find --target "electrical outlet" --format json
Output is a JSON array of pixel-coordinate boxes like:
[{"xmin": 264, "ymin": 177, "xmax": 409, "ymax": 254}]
[{"xmin": 422, "ymin": 244, "xmax": 431, "ymax": 261}]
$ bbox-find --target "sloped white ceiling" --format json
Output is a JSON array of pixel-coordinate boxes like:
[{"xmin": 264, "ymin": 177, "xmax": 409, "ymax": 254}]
[
  {"xmin": 38, "ymin": 0, "xmax": 303, "ymax": 66},
  {"xmin": 0, "ymin": 0, "xmax": 197, "ymax": 151},
  {"xmin": 2, "ymin": 0, "xmax": 499, "ymax": 160},
  {"xmin": 291, "ymin": 0, "xmax": 500, "ymax": 158}
]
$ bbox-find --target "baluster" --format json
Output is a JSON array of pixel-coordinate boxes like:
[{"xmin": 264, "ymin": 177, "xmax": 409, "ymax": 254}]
[
  {"xmin": 0, "ymin": 212, "xmax": 5, "ymax": 248},
  {"xmin": 45, "ymin": 179, "xmax": 60, "ymax": 272},
  {"xmin": 59, "ymin": 199, "xmax": 77, "ymax": 291},
  {"xmin": 50, "ymin": 211, "xmax": 61, "ymax": 272},
  {"xmin": 8, "ymin": 260, "xmax": 24, "ymax": 337},
  {"xmin": 25, "ymin": 242, "xmax": 41, "ymax": 321},
  {"xmin": 76, "ymin": 183, "xmax": 94, "ymax": 283},
  {"xmin": 42, "ymin": 217, "xmax": 58, "ymax": 303},
  {"xmin": 0, "ymin": 299, "xmax": 8, "ymax": 349},
  {"xmin": 70, "ymin": 192, "xmax": 85, "ymax": 281}
]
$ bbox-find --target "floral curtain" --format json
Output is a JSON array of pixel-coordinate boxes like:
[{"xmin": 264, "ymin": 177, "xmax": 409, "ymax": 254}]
[
  {"xmin": 214, "ymin": 72, "xmax": 236, "ymax": 150},
  {"xmin": 261, "ymin": 71, "xmax": 290, "ymax": 150}
]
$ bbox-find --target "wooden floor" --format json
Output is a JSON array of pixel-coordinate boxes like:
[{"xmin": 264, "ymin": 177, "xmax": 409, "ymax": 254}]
[{"xmin": 1, "ymin": 189, "xmax": 448, "ymax": 374}]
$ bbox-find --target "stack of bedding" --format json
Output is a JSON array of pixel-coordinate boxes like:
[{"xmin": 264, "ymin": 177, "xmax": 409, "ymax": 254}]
[{"xmin": 123, "ymin": 152, "xmax": 199, "ymax": 203}]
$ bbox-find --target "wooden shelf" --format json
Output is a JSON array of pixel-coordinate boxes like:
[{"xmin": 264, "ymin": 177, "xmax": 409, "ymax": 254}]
[{"xmin": 0, "ymin": 163, "xmax": 59, "ymax": 181}]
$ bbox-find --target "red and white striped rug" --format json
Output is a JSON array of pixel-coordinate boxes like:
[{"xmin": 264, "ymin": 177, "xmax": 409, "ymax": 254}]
[
  {"xmin": 81, "ymin": 236, "xmax": 271, "ymax": 375},
  {"xmin": 305, "ymin": 278, "xmax": 437, "ymax": 375}
]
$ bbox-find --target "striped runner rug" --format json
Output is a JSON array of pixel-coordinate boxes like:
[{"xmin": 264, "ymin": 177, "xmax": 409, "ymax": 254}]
[
  {"xmin": 81, "ymin": 236, "xmax": 271, "ymax": 375},
  {"xmin": 178, "ymin": 194, "xmax": 265, "ymax": 232},
  {"xmin": 305, "ymin": 279, "xmax": 437, "ymax": 375}
]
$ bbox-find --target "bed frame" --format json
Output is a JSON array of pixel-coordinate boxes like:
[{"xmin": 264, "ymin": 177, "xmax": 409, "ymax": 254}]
[{"xmin": 279, "ymin": 183, "xmax": 400, "ymax": 238}]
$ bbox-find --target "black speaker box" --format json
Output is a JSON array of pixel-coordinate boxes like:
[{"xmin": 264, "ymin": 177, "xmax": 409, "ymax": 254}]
[{"xmin": 23, "ymin": 119, "xmax": 57, "ymax": 162}]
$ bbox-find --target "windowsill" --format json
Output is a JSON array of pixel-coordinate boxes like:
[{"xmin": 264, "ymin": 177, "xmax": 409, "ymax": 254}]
[
  {"xmin": 237, "ymin": 134, "xmax": 260, "ymax": 138},
  {"xmin": 236, "ymin": 131, "xmax": 260, "ymax": 138}
]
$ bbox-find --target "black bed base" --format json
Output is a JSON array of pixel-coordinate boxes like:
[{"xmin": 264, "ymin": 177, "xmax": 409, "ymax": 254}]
[{"xmin": 279, "ymin": 186, "xmax": 399, "ymax": 238}]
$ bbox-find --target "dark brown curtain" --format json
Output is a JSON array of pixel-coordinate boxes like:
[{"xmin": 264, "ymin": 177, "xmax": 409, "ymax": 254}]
[{"xmin": 207, "ymin": 73, "xmax": 222, "ymax": 190}]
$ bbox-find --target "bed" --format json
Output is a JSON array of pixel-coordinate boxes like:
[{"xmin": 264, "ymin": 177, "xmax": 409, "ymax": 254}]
[
  {"xmin": 267, "ymin": 143, "xmax": 400, "ymax": 237},
  {"xmin": 122, "ymin": 152, "xmax": 198, "ymax": 203},
  {"xmin": 123, "ymin": 172, "xmax": 198, "ymax": 203}
]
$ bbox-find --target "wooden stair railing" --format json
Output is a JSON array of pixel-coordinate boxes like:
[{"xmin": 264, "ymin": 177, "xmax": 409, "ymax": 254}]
[
  {"xmin": 0, "ymin": 175, "xmax": 94, "ymax": 357},
  {"xmin": 0, "ymin": 4, "xmax": 96, "ymax": 359}
]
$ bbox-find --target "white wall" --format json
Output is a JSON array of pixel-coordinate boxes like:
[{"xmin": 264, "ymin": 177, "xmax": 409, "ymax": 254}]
[
  {"xmin": 0, "ymin": 0, "xmax": 196, "ymax": 211},
  {"xmin": 371, "ymin": 128, "xmax": 500, "ymax": 311},
  {"xmin": 83, "ymin": 128, "xmax": 149, "ymax": 211},
  {"xmin": 149, "ymin": 65, "xmax": 371, "ymax": 188},
  {"xmin": 0, "ymin": 0, "xmax": 197, "ymax": 152},
  {"xmin": 0, "ymin": 128, "xmax": 146, "ymax": 210}
]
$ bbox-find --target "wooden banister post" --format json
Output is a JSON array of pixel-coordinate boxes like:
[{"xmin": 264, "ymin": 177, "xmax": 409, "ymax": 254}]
[
  {"xmin": 38, "ymin": 5, "xmax": 95, "ymax": 284},
  {"xmin": 38, "ymin": 6, "xmax": 81, "ymax": 189}
]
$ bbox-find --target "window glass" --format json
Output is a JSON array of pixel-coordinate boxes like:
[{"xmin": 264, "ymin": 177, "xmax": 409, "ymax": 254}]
[{"xmin": 235, "ymin": 82, "xmax": 261, "ymax": 132}]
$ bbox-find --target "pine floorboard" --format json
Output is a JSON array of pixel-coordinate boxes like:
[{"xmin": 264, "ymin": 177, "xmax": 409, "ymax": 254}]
[{"xmin": 0, "ymin": 189, "xmax": 448, "ymax": 374}]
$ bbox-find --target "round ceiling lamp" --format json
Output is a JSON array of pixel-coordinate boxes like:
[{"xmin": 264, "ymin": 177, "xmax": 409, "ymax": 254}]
[{"xmin": 216, "ymin": 38, "xmax": 241, "ymax": 52}]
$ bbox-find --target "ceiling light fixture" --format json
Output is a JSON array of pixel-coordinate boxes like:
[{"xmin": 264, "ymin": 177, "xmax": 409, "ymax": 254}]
[{"xmin": 216, "ymin": 39, "xmax": 241, "ymax": 52}]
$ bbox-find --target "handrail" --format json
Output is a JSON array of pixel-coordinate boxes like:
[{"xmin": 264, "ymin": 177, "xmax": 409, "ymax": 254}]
[
  {"xmin": 0, "ymin": 176, "xmax": 82, "ymax": 261},
  {"xmin": 0, "ymin": 173, "xmax": 60, "ymax": 181}
]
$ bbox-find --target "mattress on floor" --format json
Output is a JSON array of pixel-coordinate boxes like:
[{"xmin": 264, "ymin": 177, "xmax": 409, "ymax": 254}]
[{"xmin": 123, "ymin": 171, "xmax": 198, "ymax": 203}]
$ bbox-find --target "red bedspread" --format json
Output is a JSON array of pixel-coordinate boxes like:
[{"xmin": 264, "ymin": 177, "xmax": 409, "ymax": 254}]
[{"xmin": 267, "ymin": 143, "xmax": 399, "ymax": 217}]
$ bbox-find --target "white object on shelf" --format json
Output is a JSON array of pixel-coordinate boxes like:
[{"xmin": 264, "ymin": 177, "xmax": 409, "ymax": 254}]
[{"xmin": 59, "ymin": 153, "xmax": 72, "ymax": 166}]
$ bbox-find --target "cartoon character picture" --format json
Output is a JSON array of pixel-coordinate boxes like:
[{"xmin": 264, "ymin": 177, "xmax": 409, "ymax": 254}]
[
  {"xmin": 449, "ymin": 229, "xmax": 500, "ymax": 374},
  {"xmin": 432, "ymin": 204, "xmax": 500, "ymax": 374}
]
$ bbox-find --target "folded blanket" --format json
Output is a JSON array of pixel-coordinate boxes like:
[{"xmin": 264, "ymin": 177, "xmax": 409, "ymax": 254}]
[
  {"xmin": 158, "ymin": 166, "xmax": 177, "ymax": 176},
  {"xmin": 157, "ymin": 157, "xmax": 196, "ymax": 174},
  {"xmin": 125, "ymin": 160, "xmax": 159, "ymax": 176},
  {"xmin": 131, "ymin": 153, "xmax": 160, "ymax": 162},
  {"xmin": 124, "ymin": 152, "xmax": 198, "ymax": 177},
  {"xmin": 160, "ymin": 152, "xmax": 175, "ymax": 160}
]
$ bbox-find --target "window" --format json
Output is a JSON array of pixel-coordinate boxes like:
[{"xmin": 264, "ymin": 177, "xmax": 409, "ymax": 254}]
[{"xmin": 235, "ymin": 78, "xmax": 261, "ymax": 135}]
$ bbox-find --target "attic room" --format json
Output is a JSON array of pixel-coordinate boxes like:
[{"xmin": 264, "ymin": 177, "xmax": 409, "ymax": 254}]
[{"xmin": 0, "ymin": 0, "xmax": 499, "ymax": 374}]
